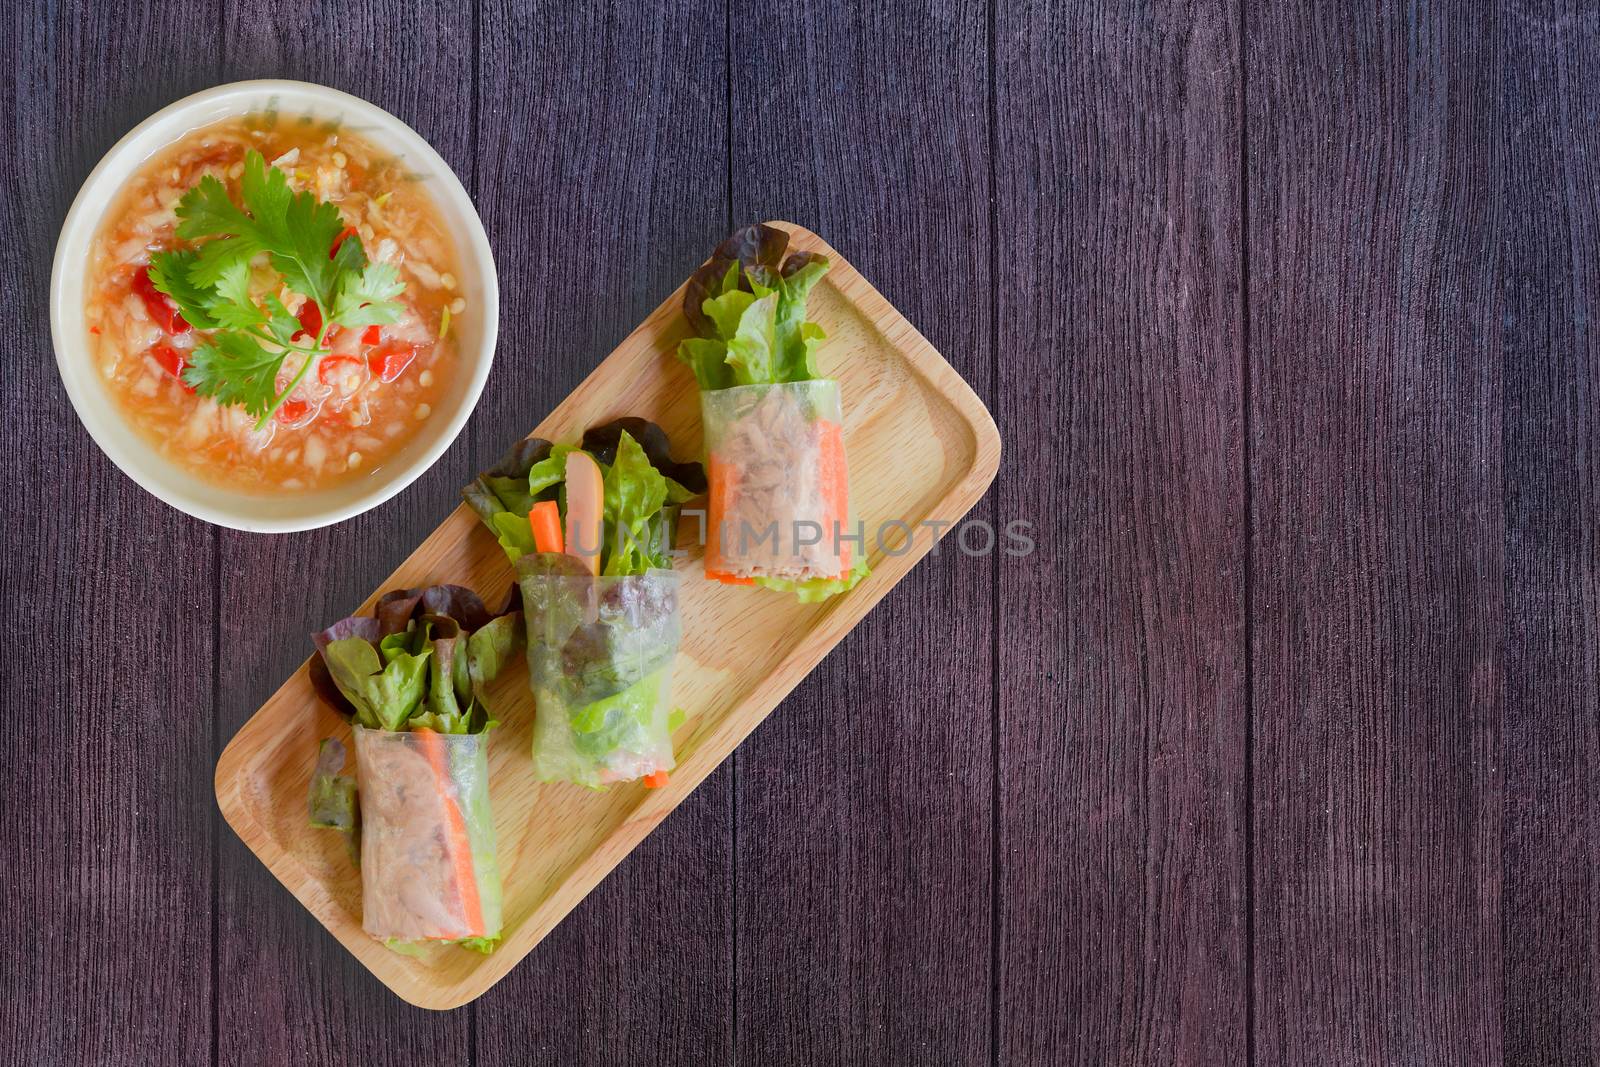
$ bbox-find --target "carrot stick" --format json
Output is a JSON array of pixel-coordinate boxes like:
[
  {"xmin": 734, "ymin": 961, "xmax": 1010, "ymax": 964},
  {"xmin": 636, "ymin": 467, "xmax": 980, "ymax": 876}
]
[
  {"xmin": 412, "ymin": 727, "xmax": 485, "ymax": 938},
  {"xmin": 529, "ymin": 499, "xmax": 564, "ymax": 554},
  {"xmin": 705, "ymin": 452, "xmax": 736, "ymax": 579},
  {"xmin": 642, "ymin": 770, "xmax": 670, "ymax": 788},
  {"xmin": 816, "ymin": 420, "xmax": 850, "ymax": 576}
]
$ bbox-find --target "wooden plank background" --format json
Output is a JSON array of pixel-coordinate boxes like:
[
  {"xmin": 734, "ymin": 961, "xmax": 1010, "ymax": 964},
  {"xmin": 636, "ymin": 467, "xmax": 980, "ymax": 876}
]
[
  {"xmin": 1247, "ymin": 3, "xmax": 1503, "ymax": 1063},
  {"xmin": 995, "ymin": 1, "xmax": 1247, "ymax": 1063},
  {"xmin": 2, "ymin": 1, "xmax": 1595, "ymax": 1065}
]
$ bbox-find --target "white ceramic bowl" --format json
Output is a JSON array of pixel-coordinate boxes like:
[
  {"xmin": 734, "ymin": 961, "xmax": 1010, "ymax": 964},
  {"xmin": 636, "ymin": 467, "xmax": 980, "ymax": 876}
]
[{"xmin": 50, "ymin": 80, "xmax": 498, "ymax": 532}]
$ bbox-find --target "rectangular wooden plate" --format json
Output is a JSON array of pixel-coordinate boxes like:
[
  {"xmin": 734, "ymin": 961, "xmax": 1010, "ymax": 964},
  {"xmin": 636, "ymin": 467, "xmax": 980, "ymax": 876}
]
[{"xmin": 214, "ymin": 222, "xmax": 1001, "ymax": 1009}]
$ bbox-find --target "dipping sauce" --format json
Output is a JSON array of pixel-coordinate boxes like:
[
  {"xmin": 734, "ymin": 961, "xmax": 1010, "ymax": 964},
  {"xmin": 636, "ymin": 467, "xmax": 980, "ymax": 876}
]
[{"xmin": 85, "ymin": 114, "xmax": 463, "ymax": 492}]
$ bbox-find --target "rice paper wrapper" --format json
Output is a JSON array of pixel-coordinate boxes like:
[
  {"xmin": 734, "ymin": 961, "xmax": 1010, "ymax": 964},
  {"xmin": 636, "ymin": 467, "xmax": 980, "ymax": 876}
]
[
  {"xmin": 701, "ymin": 380, "xmax": 853, "ymax": 582},
  {"xmin": 352, "ymin": 726, "xmax": 503, "ymax": 945},
  {"xmin": 518, "ymin": 562, "xmax": 681, "ymax": 788}
]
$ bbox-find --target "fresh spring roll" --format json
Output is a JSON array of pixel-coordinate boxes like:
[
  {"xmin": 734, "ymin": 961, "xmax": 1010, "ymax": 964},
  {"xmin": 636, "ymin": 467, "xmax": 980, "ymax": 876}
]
[
  {"xmin": 677, "ymin": 223, "xmax": 869, "ymax": 601},
  {"xmin": 306, "ymin": 585, "xmax": 522, "ymax": 952},
  {"xmin": 463, "ymin": 419, "xmax": 703, "ymax": 789},
  {"xmin": 520, "ymin": 557, "xmax": 682, "ymax": 787},
  {"xmin": 352, "ymin": 726, "xmax": 498, "ymax": 943},
  {"xmin": 701, "ymin": 379, "xmax": 849, "ymax": 585}
]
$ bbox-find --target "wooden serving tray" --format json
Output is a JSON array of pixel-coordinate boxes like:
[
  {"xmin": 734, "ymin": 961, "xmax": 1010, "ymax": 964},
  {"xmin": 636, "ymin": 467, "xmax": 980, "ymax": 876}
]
[{"xmin": 214, "ymin": 223, "xmax": 1001, "ymax": 1009}]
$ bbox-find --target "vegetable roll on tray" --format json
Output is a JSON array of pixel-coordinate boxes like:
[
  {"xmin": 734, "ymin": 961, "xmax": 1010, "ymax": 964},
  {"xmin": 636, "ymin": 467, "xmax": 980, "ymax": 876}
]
[
  {"xmin": 464, "ymin": 419, "xmax": 704, "ymax": 789},
  {"xmin": 306, "ymin": 585, "xmax": 522, "ymax": 952},
  {"xmin": 677, "ymin": 224, "xmax": 869, "ymax": 601}
]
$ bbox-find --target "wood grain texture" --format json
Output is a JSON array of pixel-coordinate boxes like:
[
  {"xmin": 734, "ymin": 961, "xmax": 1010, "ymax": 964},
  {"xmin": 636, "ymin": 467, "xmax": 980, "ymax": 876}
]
[
  {"xmin": 468, "ymin": 3, "xmax": 734, "ymax": 1062},
  {"xmin": 1248, "ymin": 2, "xmax": 1503, "ymax": 1063},
  {"xmin": 209, "ymin": 2, "xmax": 478, "ymax": 1062},
  {"xmin": 994, "ymin": 1, "xmax": 1248, "ymax": 1064},
  {"xmin": 1501, "ymin": 7, "xmax": 1600, "ymax": 1066},
  {"xmin": 726, "ymin": 2, "xmax": 996, "ymax": 1062},
  {"xmin": 0, "ymin": 4, "xmax": 222, "ymax": 1065}
]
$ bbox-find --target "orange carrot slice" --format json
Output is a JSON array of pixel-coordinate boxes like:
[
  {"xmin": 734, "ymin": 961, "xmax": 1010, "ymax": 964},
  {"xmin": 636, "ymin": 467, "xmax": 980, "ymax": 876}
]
[
  {"xmin": 529, "ymin": 499, "xmax": 564, "ymax": 554},
  {"xmin": 642, "ymin": 770, "xmax": 669, "ymax": 788},
  {"xmin": 412, "ymin": 727, "xmax": 485, "ymax": 938},
  {"xmin": 704, "ymin": 452, "xmax": 736, "ymax": 577},
  {"xmin": 816, "ymin": 419, "xmax": 850, "ymax": 577}
]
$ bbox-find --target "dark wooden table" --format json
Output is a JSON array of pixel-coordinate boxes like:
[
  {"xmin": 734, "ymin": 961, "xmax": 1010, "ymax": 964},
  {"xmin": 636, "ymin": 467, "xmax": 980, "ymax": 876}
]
[{"xmin": 4, "ymin": 2, "xmax": 1596, "ymax": 1064}]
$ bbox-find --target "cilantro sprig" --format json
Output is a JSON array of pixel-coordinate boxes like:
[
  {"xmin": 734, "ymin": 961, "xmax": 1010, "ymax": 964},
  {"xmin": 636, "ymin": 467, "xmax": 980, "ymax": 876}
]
[{"xmin": 149, "ymin": 150, "xmax": 406, "ymax": 428}]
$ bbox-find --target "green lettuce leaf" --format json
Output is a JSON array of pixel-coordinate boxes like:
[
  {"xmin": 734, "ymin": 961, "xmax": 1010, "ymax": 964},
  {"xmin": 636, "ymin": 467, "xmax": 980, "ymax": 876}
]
[
  {"xmin": 723, "ymin": 291, "xmax": 779, "ymax": 386},
  {"xmin": 467, "ymin": 613, "xmax": 523, "ymax": 696},
  {"xmin": 602, "ymin": 431, "xmax": 669, "ymax": 575},
  {"xmin": 311, "ymin": 587, "xmax": 523, "ymax": 735},
  {"xmin": 422, "ymin": 617, "xmax": 465, "ymax": 724},
  {"xmin": 678, "ymin": 337, "xmax": 734, "ymax": 392},
  {"xmin": 568, "ymin": 669, "xmax": 668, "ymax": 760},
  {"xmin": 321, "ymin": 637, "xmax": 431, "ymax": 732},
  {"xmin": 307, "ymin": 738, "xmax": 358, "ymax": 831},
  {"xmin": 526, "ymin": 444, "xmax": 577, "ymax": 497},
  {"xmin": 676, "ymin": 224, "xmax": 831, "ymax": 389},
  {"xmin": 752, "ymin": 556, "xmax": 872, "ymax": 603},
  {"xmin": 491, "ymin": 510, "xmax": 538, "ymax": 564}
]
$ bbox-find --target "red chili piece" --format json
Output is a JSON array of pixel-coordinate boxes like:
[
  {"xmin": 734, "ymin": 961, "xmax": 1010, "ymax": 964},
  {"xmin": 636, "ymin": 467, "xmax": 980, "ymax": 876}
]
[
  {"xmin": 367, "ymin": 341, "xmax": 419, "ymax": 383},
  {"xmin": 133, "ymin": 266, "xmax": 190, "ymax": 334},
  {"xmin": 294, "ymin": 301, "xmax": 322, "ymax": 341},
  {"xmin": 149, "ymin": 344, "xmax": 196, "ymax": 393}
]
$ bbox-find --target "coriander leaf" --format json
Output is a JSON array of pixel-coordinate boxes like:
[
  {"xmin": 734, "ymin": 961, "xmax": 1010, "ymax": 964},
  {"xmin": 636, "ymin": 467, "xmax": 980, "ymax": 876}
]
[
  {"xmin": 147, "ymin": 250, "xmax": 219, "ymax": 330},
  {"xmin": 328, "ymin": 261, "xmax": 406, "ymax": 329},
  {"xmin": 154, "ymin": 149, "xmax": 415, "ymax": 426},
  {"xmin": 261, "ymin": 294, "xmax": 303, "ymax": 346},
  {"xmin": 241, "ymin": 147, "xmax": 293, "ymax": 232},
  {"xmin": 175, "ymin": 174, "xmax": 265, "ymax": 289},
  {"xmin": 179, "ymin": 151, "xmax": 347, "ymax": 308},
  {"xmin": 330, "ymin": 232, "xmax": 367, "ymax": 278},
  {"xmin": 205, "ymin": 258, "xmax": 268, "ymax": 331},
  {"xmin": 268, "ymin": 179, "xmax": 348, "ymax": 306},
  {"xmin": 188, "ymin": 237, "xmax": 258, "ymax": 291},
  {"xmin": 175, "ymin": 173, "xmax": 258, "ymax": 243},
  {"xmin": 201, "ymin": 262, "xmax": 307, "ymax": 350},
  {"xmin": 183, "ymin": 332, "xmax": 288, "ymax": 416}
]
